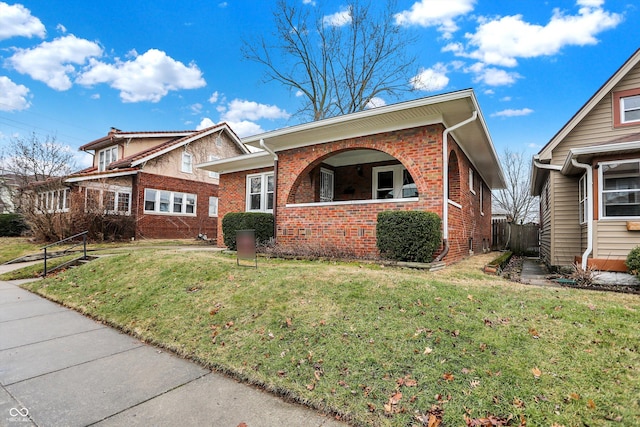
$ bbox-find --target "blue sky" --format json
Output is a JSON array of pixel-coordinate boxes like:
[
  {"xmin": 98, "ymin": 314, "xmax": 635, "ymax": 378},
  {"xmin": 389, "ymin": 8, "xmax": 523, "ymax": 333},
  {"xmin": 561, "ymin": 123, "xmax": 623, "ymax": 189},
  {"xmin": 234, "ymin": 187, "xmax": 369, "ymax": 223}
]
[{"xmin": 0, "ymin": 0, "xmax": 638, "ymax": 169}]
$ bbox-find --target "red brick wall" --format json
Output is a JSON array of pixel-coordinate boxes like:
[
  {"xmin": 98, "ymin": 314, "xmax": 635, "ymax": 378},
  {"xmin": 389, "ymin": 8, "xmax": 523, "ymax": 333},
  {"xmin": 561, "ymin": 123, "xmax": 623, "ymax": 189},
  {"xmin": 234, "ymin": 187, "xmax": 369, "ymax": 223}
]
[
  {"xmin": 134, "ymin": 172, "xmax": 218, "ymax": 239},
  {"xmin": 217, "ymin": 124, "xmax": 493, "ymax": 264}
]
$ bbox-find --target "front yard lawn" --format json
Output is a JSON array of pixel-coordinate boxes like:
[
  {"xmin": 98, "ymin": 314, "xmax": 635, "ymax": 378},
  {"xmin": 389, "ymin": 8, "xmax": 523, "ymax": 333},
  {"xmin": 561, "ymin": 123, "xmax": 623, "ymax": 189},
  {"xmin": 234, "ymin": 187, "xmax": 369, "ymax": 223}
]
[{"xmin": 21, "ymin": 250, "xmax": 640, "ymax": 426}]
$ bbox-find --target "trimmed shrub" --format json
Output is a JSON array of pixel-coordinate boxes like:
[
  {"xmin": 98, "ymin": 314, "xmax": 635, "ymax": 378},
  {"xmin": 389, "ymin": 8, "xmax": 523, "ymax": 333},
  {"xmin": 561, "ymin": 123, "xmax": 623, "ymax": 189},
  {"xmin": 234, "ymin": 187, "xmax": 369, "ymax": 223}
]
[
  {"xmin": 376, "ymin": 210, "xmax": 441, "ymax": 263},
  {"xmin": 626, "ymin": 246, "xmax": 640, "ymax": 276},
  {"xmin": 222, "ymin": 212, "xmax": 274, "ymax": 250},
  {"xmin": 0, "ymin": 213, "xmax": 28, "ymax": 237}
]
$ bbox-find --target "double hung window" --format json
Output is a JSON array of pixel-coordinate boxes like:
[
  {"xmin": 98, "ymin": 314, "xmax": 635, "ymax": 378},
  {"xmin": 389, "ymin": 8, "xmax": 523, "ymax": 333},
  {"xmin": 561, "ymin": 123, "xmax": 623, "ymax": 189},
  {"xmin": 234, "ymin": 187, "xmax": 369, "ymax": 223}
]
[
  {"xmin": 600, "ymin": 160, "xmax": 640, "ymax": 218},
  {"xmin": 98, "ymin": 146, "xmax": 118, "ymax": 172},
  {"xmin": 246, "ymin": 173, "xmax": 274, "ymax": 212},
  {"xmin": 144, "ymin": 188, "xmax": 196, "ymax": 215}
]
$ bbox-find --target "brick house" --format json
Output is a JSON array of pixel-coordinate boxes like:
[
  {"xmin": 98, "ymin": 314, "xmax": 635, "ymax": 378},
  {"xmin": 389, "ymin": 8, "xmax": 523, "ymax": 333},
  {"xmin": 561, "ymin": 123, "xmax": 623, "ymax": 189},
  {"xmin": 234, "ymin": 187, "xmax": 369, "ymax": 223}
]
[
  {"xmin": 47, "ymin": 123, "xmax": 248, "ymax": 239},
  {"xmin": 200, "ymin": 90, "xmax": 505, "ymax": 264}
]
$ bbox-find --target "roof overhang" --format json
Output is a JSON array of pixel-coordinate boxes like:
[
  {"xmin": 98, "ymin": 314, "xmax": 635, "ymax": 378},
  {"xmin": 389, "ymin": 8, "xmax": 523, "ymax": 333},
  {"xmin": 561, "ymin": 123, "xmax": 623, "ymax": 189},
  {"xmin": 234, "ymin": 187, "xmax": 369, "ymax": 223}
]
[
  {"xmin": 561, "ymin": 139, "xmax": 640, "ymax": 175},
  {"xmin": 65, "ymin": 169, "xmax": 139, "ymax": 183},
  {"xmin": 203, "ymin": 89, "xmax": 505, "ymax": 188},
  {"xmin": 80, "ymin": 131, "xmax": 193, "ymax": 152},
  {"xmin": 197, "ymin": 151, "xmax": 274, "ymax": 174}
]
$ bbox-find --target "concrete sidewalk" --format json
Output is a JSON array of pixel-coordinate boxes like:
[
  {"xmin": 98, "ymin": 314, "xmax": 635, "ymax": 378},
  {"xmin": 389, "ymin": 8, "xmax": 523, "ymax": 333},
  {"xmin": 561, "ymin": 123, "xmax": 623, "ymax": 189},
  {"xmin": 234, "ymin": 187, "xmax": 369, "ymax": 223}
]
[{"xmin": 0, "ymin": 277, "xmax": 344, "ymax": 426}]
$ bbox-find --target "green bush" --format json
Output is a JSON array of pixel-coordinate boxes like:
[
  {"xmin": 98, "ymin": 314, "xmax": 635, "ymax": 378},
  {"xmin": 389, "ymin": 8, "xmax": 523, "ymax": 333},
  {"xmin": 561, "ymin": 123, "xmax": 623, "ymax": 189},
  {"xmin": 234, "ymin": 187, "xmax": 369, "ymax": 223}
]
[
  {"xmin": 625, "ymin": 246, "xmax": 640, "ymax": 276},
  {"xmin": 376, "ymin": 210, "xmax": 441, "ymax": 263},
  {"xmin": 0, "ymin": 213, "xmax": 28, "ymax": 237},
  {"xmin": 222, "ymin": 212, "xmax": 274, "ymax": 250}
]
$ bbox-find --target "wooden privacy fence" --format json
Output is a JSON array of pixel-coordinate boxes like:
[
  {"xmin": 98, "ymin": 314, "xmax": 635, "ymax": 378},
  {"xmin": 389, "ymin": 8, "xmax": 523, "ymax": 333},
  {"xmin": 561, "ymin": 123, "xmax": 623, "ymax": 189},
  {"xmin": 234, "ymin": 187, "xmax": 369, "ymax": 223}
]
[{"xmin": 492, "ymin": 220, "xmax": 539, "ymax": 255}]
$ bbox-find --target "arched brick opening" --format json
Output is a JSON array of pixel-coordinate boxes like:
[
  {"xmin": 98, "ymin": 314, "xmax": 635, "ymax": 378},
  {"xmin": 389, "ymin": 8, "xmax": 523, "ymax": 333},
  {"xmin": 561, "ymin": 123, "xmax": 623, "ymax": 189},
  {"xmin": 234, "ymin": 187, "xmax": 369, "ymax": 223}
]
[{"xmin": 448, "ymin": 150, "xmax": 461, "ymax": 203}]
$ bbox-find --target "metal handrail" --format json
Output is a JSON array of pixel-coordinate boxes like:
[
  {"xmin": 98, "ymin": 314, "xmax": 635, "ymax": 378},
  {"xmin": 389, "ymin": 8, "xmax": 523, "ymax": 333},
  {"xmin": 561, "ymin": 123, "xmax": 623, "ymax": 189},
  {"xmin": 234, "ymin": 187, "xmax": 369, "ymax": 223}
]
[{"xmin": 41, "ymin": 231, "xmax": 88, "ymax": 276}]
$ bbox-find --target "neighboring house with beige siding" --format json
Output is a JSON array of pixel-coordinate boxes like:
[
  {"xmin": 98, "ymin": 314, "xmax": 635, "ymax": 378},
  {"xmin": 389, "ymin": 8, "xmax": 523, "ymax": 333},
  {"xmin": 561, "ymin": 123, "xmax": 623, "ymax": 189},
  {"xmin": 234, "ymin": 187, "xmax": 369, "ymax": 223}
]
[
  {"xmin": 531, "ymin": 48, "xmax": 640, "ymax": 272},
  {"xmin": 32, "ymin": 123, "xmax": 248, "ymax": 240}
]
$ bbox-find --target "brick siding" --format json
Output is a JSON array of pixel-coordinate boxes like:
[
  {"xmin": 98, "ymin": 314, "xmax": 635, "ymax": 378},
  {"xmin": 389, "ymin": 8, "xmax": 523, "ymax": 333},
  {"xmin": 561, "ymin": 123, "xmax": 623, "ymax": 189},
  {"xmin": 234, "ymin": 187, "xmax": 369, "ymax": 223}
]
[
  {"xmin": 217, "ymin": 124, "xmax": 492, "ymax": 264},
  {"xmin": 134, "ymin": 172, "xmax": 218, "ymax": 239}
]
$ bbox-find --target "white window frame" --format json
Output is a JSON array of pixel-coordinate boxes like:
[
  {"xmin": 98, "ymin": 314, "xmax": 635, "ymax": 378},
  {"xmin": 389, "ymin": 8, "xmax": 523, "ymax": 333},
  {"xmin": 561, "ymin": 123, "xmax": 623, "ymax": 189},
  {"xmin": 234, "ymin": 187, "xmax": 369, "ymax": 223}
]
[
  {"xmin": 621, "ymin": 94, "xmax": 640, "ymax": 124},
  {"xmin": 469, "ymin": 168, "xmax": 476, "ymax": 195},
  {"xmin": 208, "ymin": 155, "xmax": 220, "ymax": 179},
  {"xmin": 372, "ymin": 165, "xmax": 417, "ymax": 200},
  {"xmin": 320, "ymin": 168, "xmax": 334, "ymax": 202},
  {"xmin": 98, "ymin": 146, "xmax": 118, "ymax": 172},
  {"xmin": 579, "ymin": 173, "xmax": 588, "ymax": 224},
  {"xmin": 84, "ymin": 186, "xmax": 131, "ymax": 215},
  {"xmin": 209, "ymin": 196, "xmax": 218, "ymax": 217},
  {"xmin": 38, "ymin": 188, "xmax": 71, "ymax": 213},
  {"xmin": 599, "ymin": 159, "xmax": 640, "ymax": 219},
  {"xmin": 144, "ymin": 188, "xmax": 197, "ymax": 216},
  {"xmin": 246, "ymin": 172, "xmax": 274, "ymax": 212},
  {"xmin": 181, "ymin": 152, "xmax": 193, "ymax": 173},
  {"xmin": 479, "ymin": 183, "xmax": 484, "ymax": 216}
]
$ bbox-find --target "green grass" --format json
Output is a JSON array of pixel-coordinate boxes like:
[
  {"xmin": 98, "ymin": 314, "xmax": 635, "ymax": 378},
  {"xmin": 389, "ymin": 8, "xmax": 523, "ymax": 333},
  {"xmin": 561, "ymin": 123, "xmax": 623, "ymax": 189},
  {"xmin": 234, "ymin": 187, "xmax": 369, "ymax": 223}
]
[
  {"xmin": 20, "ymin": 249, "xmax": 640, "ymax": 426},
  {"xmin": 0, "ymin": 237, "xmax": 41, "ymax": 263}
]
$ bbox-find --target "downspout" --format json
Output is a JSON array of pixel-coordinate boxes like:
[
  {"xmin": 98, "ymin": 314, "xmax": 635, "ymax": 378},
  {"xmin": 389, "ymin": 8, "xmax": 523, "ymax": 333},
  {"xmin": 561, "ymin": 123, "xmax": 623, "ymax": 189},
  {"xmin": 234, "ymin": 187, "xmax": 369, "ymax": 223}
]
[
  {"xmin": 260, "ymin": 139, "xmax": 278, "ymax": 240},
  {"xmin": 434, "ymin": 110, "xmax": 478, "ymax": 262},
  {"xmin": 571, "ymin": 158, "xmax": 593, "ymax": 270}
]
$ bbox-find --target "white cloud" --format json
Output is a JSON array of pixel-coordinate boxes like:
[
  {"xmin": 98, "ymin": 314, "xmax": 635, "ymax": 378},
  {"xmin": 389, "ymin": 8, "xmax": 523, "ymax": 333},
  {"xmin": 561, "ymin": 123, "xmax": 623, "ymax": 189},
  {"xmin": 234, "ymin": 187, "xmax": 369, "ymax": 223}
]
[
  {"xmin": 410, "ymin": 63, "xmax": 450, "ymax": 91},
  {"xmin": 500, "ymin": 96, "xmax": 512, "ymax": 102},
  {"xmin": 303, "ymin": 0, "xmax": 316, "ymax": 5},
  {"xmin": 0, "ymin": 76, "xmax": 31, "ymax": 111},
  {"xmin": 0, "ymin": 2, "xmax": 46, "ymax": 40},
  {"xmin": 221, "ymin": 99, "xmax": 290, "ymax": 122},
  {"xmin": 190, "ymin": 103, "xmax": 203, "ymax": 114},
  {"xmin": 196, "ymin": 117, "xmax": 216, "ymax": 130},
  {"xmin": 56, "ymin": 23, "xmax": 67, "ymax": 34},
  {"xmin": 224, "ymin": 120, "xmax": 265, "ymax": 137},
  {"xmin": 491, "ymin": 108, "xmax": 534, "ymax": 118},
  {"xmin": 365, "ymin": 97, "xmax": 386, "ymax": 109},
  {"xmin": 468, "ymin": 63, "xmax": 520, "ymax": 86},
  {"xmin": 218, "ymin": 2, "xmax": 228, "ymax": 8},
  {"xmin": 395, "ymin": 0, "xmax": 475, "ymax": 37},
  {"xmin": 323, "ymin": 7, "xmax": 352, "ymax": 27},
  {"xmin": 9, "ymin": 35, "xmax": 103, "ymax": 90},
  {"xmin": 462, "ymin": 2, "xmax": 622, "ymax": 67},
  {"xmin": 208, "ymin": 91, "xmax": 219, "ymax": 104},
  {"xmin": 77, "ymin": 49, "xmax": 206, "ymax": 102},
  {"xmin": 483, "ymin": 89, "xmax": 494, "ymax": 95},
  {"xmin": 90, "ymin": 93, "xmax": 100, "ymax": 99}
]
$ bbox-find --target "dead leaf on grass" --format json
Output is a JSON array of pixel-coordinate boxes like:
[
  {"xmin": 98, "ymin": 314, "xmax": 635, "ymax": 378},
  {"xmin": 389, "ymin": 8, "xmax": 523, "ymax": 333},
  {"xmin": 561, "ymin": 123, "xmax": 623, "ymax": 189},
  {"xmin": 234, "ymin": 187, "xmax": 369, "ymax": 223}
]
[
  {"xmin": 531, "ymin": 367, "xmax": 542, "ymax": 379},
  {"xmin": 415, "ymin": 404, "xmax": 443, "ymax": 427},
  {"xmin": 384, "ymin": 392, "xmax": 403, "ymax": 414},
  {"xmin": 442, "ymin": 372, "xmax": 454, "ymax": 382}
]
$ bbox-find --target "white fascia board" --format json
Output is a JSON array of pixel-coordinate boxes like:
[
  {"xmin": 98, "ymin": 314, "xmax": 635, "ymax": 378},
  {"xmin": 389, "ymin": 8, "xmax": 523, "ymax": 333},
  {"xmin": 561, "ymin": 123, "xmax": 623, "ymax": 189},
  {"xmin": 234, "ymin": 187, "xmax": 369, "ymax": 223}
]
[
  {"xmin": 113, "ymin": 132, "xmax": 192, "ymax": 139},
  {"xmin": 561, "ymin": 140, "xmax": 640, "ymax": 174},
  {"xmin": 242, "ymin": 89, "xmax": 475, "ymax": 148},
  {"xmin": 65, "ymin": 170, "xmax": 139, "ymax": 183},
  {"xmin": 196, "ymin": 151, "xmax": 274, "ymax": 174}
]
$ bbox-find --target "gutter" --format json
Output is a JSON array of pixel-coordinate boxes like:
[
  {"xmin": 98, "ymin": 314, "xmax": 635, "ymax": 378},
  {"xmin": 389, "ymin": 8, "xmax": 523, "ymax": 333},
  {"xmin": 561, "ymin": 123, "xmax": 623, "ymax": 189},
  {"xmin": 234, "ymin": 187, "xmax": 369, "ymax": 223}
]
[
  {"xmin": 434, "ymin": 110, "xmax": 478, "ymax": 262},
  {"xmin": 260, "ymin": 139, "xmax": 278, "ymax": 239},
  {"xmin": 571, "ymin": 158, "xmax": 593, "ymax": 270},
  {"xmin": 533, "ymin": 159, "xmax": 562, "ymax": 171}
]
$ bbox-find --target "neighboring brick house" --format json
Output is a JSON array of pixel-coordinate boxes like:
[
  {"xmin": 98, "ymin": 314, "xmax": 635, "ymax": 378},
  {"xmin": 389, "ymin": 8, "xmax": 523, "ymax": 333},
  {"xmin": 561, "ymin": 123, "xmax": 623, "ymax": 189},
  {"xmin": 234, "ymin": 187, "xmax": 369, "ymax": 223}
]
[
  {"xmin": 200, "ymin": 89, "xmax": 505, "ymax": 264},
  {"xmin": 531, "ymin": 48, "xmax": 640, "ymax": 272},
  {"xmin": 49, "ymin": 123, "xmax": 248, "ymax": 239}
]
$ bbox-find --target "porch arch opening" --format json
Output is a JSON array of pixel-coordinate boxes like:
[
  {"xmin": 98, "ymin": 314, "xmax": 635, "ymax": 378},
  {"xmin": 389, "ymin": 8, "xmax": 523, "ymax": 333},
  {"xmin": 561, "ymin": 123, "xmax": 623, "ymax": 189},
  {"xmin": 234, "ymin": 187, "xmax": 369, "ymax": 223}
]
[{"xmin": 286, "ymin": 148, "xmax": 419, "ymax": 205}]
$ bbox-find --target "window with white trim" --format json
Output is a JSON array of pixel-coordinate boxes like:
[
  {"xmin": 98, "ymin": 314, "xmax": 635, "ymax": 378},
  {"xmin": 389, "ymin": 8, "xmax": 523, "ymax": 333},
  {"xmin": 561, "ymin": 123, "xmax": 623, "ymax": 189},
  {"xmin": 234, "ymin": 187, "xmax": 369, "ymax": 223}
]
[
  {"xmin": 372, "ymin": 165, "xmax": 417, "ymax": 199},
  {"xmin": 246, "ymin": 172, "xmax": 274, "ymax": 212},
  {"xmin": 208, "ymin": 155, "xmax": 220, "ymax": 179},
  {"xmin": 621, "ymin": 95, "xmax": 640, "ymax": 124},
  {"xmin": 600, "ymin": 160, "xmax": 640, "ymax": 218},
  {"xmin": 38, "ymin": 188, "xmax": 70, "ymax": 213},
  {"xmin": 479, "ymin": 183, "xmax": 484, "ymax": 216},
  {"xmin": 209, "ymin": 196, "xmax": 218, "ymax": 217},
  {"xmin": 320, "ymin": 168, "xmax": 334, "ymax": 202},
  {"xmin": 181, "ymin": 152, "xmax": 193, "ymax": 173},
  {"xmin": 579, "ymin": 173, "xmax": 588, "ymax": 224},
  {"xmin": 98, "ymin": 146, "xmax": 118, "ymax": 172},
  {"xmin": 84, "ymin": 187, "xmax": 131, "ymax": 214},
  {"xmin": 469, "ymin": 168, "xmax": 476, "ymax": 194},
  {"xmin": 144, "ymin": 188, "xmax": 196, "ymax": 215}
]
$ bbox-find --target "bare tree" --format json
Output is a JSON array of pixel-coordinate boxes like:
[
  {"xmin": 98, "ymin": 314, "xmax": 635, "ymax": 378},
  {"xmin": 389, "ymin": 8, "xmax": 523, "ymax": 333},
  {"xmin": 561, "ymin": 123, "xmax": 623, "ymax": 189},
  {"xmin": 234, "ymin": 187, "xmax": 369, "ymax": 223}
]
[
  {"xmin": 493, "ymin": 148, "xmax": 539, "ymax": 224},
  {"xmin": 0, "ymin": 133, "xmax": 76, "ymax": 240},
  {"xmin": 243, "ymin": 0, "xmax": 417, "ymax": 121}
]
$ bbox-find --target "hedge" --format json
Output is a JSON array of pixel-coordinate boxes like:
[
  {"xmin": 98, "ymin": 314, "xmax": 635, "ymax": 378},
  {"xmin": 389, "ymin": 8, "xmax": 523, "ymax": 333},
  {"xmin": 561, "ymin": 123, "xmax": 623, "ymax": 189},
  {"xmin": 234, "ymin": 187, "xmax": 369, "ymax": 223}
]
[
  {"xmin": 222, "ymin": 212, "xmax": 274, "ymax": 250},
  {"xmin": 0, "ymin": 213, "xmax": 28, "ymax": 237},
  {"xmin": 376, "ymin": 210, "xmax": 441, "ymax": 263}
]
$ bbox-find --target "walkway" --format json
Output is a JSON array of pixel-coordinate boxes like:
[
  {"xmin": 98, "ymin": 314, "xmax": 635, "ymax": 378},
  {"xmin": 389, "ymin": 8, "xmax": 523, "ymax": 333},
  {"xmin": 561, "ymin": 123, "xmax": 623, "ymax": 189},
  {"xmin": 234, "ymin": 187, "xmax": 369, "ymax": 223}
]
[{"xmin": 0, "ymin": 263, "xmax": 344, "ymax": 427}]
